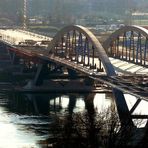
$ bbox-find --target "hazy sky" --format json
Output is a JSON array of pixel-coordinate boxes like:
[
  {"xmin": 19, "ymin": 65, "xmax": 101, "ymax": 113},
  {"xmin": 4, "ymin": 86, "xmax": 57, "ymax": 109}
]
[{"xmin": 0, "ymin": 0, "xmax": 147, "ymax": 20}]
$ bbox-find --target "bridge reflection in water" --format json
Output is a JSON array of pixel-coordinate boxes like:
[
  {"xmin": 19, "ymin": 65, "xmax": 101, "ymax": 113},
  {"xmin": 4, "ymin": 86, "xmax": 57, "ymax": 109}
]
[{"xmin": 0, "ymin": 92, "xmax": 147, "ymax": 147}]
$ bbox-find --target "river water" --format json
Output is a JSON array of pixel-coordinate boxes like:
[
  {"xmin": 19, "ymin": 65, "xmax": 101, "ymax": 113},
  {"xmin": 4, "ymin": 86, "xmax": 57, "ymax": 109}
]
[{"xmin": 0, "ymin": 92, "xmax": 148, "ymax": 148}]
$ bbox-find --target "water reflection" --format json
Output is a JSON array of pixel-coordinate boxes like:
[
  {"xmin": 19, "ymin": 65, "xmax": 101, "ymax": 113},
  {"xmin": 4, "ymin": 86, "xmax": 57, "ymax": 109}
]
[
  {"xmin": 0, "ymin": 92, "xmax": 114, "ymax": 147},
  {"xmin": 125, "ymin": 94, "xmax": 148, "ymax": 127},
  {"xmin": 0, "ymin": 92, "xmax": 147, "ymax": 147},
  {"xmin": 0, "ymin": 106, "xmax": 41, "ymax": 148}
]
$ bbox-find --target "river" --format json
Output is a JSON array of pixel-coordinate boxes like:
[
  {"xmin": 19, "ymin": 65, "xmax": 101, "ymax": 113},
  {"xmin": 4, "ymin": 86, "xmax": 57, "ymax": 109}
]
[{"xmin": 0, "ymin": 92, "xmax": 148, "ymax": 148}]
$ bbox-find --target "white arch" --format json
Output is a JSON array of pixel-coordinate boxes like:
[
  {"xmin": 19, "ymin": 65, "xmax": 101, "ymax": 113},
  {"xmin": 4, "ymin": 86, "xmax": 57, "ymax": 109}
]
[
  {"xmin": 103, "ymin": 25, "xmax": 148, "ymax": 50},
  {"xmin": 48, "ymin": 25, "xmax": 116, "ymax": 76}
]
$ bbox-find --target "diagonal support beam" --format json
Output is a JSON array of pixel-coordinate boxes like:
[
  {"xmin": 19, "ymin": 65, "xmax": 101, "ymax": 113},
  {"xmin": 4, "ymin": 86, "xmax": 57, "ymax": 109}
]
[
  {"xmin": 130, "ymin": 99, "xmax": 141, "ymax": 114},
  {"xmin": 113, "ymin": 88, "xmax": 134, "ymax": 127}
]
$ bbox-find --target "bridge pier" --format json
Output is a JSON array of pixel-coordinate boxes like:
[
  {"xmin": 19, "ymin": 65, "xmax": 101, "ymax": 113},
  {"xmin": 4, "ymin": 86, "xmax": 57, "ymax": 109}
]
[
  {"xmin": 112, "ymin": 88, "xmax": 134, "ymax": 127},
  {"xmin": 0, "ymin": 42, "xmax": 11, "ymax": 67},
  {"xmin": 0, "ymin": 42, "xmax": 9, "ymax": 53},
  {"xmin": 33, "ymin": 62, "xmax": 49, "ymax": 86},
  {"xmin": 68, "ymin": 95, "xmax": 77, "ymax": 115},
  {"xmin": 11, "ymin": 53, "xmax": 20, "ymax": 65},
  {"xmin": 84, "ymin": 93, "xmax": 95, "ymax": 114}
]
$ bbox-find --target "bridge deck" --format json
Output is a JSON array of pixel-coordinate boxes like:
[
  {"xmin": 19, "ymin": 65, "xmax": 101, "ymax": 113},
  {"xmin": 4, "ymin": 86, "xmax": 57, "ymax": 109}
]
[
  {"xmin": 110, "ymin": 58, "xmax": 148, "ymax": 75},
  {"xmin": 8, "ymin": 45, "xmax": 148, "ymax": 100},
  {"xmin": 0, "ymin": 29, "xmax": 52, "ymax": 45},
  {"xmin": 93, "ymin": 75, "xmax": 148, "ymax": 100}
]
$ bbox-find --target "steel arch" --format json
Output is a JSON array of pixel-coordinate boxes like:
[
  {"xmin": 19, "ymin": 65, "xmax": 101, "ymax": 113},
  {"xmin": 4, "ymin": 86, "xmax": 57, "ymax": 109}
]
[
  {"xmin": 103, "ymin": 25, "xmax": 148, "ymax": 49},
  {"xmin": 103, "ymin": 25, "xmax": 148, "ymax": 67},
  {"xmin": 49, "ymin": 25, "xmax": 115, "ymax": 76}
]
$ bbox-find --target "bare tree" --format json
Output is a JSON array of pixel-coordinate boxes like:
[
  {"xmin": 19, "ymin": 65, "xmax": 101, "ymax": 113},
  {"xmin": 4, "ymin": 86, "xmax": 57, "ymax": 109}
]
[{"xmin": 49, "ymin": 105, "xmax": 143, "ymax": 148}]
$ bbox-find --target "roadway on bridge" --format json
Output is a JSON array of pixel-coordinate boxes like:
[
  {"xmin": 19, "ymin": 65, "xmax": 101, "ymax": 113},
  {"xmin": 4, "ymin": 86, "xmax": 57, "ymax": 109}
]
[
  {"xmin": 0, "ymin": 29, "xmax": 147, "ymax": 75},
  {"xmin": 0, "ymin": 29, "xmax": 52, "ymax": 45},
  {"xmin": 110, "ymin": 58, "xmax": 148, "ymax": 75}
]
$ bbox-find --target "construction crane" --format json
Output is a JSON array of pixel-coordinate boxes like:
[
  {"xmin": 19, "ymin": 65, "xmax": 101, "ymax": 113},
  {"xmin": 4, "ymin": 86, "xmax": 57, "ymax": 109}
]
[{"xmin": 23, "ymin": 0, "xmax": 27, "ymax": 29}]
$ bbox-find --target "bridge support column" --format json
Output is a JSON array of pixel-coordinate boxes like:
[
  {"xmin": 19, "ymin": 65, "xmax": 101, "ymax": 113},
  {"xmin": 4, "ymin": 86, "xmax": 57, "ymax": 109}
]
[
  {"xmin": 67, "ymin": 68, "xmax": 78, "ymax": 79},
  {"xmin": 84, "ymin": 93, "xmax": 95, "ymax": 114},
  {"xmin": 68, "ymin": 95, "xmax": 77, "ymax": 115},
  {"xmin": 84, "ymin": 93, "xmax": 98, "ymax": 148},
  {"xmin": 0, "ymin": 43, "xmax": 12, "ymax": 67},
  {"xmin": 11, "ymin": 53, "xmax": 20, "ymax": 65},
  {"xmin": 0, "ymin": 42, "xmax": 4, "ymax": 51},
  {"xmin": 113, "ymin": 88, "xmax": 134, "ymax": 127},
  {"xmin": 33, "ymin": 62, "xmax": 49, "ymax": 86}
]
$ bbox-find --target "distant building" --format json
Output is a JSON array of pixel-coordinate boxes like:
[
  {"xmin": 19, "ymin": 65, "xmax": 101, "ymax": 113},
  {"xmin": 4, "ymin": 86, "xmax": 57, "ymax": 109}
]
[
  {"xmin": 131, "ymin": 12, "xmax": 148, "ymax": 25},
  {"xmin": 29, "ymin": 18, "xmax": 43, "ymax": 24}
]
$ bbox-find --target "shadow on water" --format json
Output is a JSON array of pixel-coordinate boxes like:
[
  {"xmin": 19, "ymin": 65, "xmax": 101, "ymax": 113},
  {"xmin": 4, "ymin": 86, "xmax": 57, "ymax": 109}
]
[
  {"xmin": 1, "ymin": 92, "xmax": 147, "ymax": 148},
  {"xmin": 0, "ymin": 92, "xmax": 111, "ymax": 148}
]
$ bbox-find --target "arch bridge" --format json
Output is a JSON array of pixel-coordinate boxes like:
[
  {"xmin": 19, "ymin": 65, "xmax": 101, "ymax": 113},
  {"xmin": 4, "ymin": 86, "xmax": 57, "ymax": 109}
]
[{"xmin": 0, "ymin": 25, "xmax": 147, "ymax": 127}]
